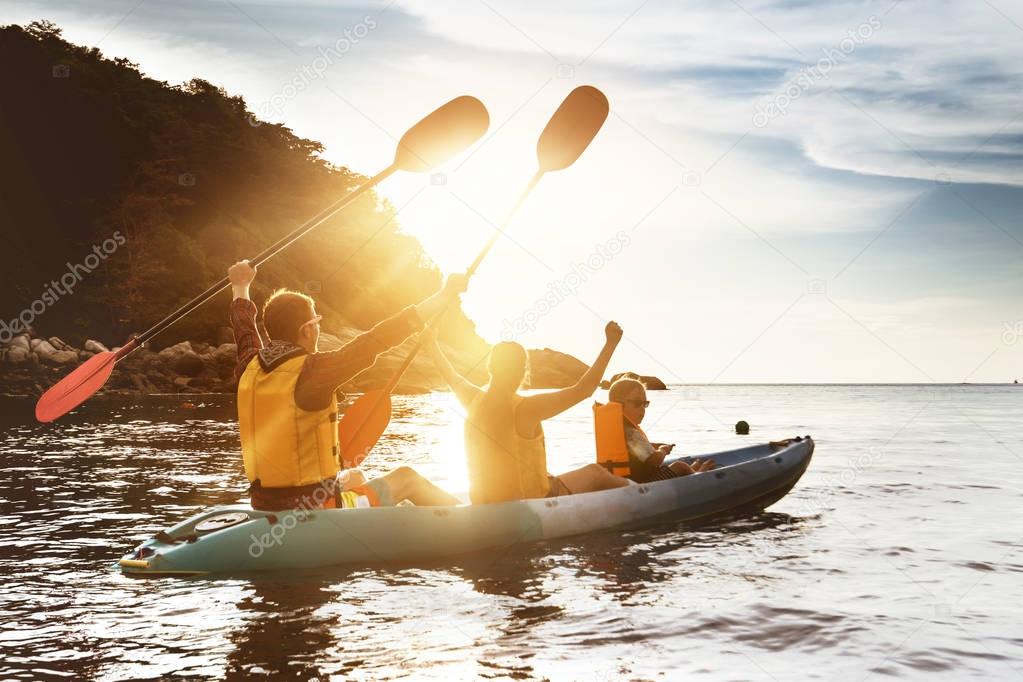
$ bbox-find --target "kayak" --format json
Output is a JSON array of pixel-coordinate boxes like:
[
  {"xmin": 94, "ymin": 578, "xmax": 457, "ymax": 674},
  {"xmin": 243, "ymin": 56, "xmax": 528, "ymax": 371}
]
[{"xmin": 118, "ymin": 436, "xmax": 813, "ymax": 576}]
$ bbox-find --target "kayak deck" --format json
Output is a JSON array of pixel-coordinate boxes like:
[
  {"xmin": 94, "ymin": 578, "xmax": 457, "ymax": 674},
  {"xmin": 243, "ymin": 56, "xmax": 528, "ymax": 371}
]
[{"xmin": 118, "ymin": 436, "xmax": 813, "ymax": 576}]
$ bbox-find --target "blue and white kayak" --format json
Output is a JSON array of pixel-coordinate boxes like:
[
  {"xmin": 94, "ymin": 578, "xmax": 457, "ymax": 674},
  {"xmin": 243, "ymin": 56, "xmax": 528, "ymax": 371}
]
[{"xmin": 118, "ymin": 436, "xmax": 814, "ymax": 576}]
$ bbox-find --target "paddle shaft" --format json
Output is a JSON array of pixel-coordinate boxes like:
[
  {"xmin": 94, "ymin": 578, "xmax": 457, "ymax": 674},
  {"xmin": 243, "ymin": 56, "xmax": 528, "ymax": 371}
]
[
  {"xmin": 369, "ymin": 169, "xmax": 544, "ymax": 399},
  {"xmin": 128, "ymin": 165, "xmax": 398, "ymax": 352}
]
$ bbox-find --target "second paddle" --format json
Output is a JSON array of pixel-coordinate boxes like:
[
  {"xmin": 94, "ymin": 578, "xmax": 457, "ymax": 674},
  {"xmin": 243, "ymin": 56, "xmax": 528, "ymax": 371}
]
[{"xmin": 339, "ymin": 86, "xmax": 611, "ymax": 467}]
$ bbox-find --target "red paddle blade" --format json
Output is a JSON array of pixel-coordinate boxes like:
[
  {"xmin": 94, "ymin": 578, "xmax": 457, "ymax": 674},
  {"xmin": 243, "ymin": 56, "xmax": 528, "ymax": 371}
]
[
  {"xmin": 338, "ymin": 389, "xmax": 392, "ymax": 467},
  {"xmin": 35, "ymin": 351, "xmax": 118, "ymax": 422}
]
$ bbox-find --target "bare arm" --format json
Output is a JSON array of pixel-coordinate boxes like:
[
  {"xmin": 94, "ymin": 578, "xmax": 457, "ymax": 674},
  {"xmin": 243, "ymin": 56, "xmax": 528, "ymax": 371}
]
[
  {"xmin": 295, "ymin": 274, "xmax": 469, "ymax": 411},
  {"xmin": 647, "ymin": 449, "xmax": 667, "ymax": 467},
  {"xmin": 516, "ymin": 322, "xmax": 623, "ymax": 434},
  {"xmin": 425, "ymin": 331, "xmax": 481, "ymax": 410},
  {"xmin": 297, "ymin": 307, "xmax": 423, "ymax": 410}
]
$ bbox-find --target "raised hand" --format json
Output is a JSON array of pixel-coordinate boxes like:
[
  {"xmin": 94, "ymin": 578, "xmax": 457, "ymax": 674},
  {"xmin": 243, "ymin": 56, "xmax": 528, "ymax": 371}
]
[
  {"xmin": 443, "ymin": 272, "xmax": 469, "ymax": 298},
  {"xmin": 228, "ymin": 260, "xmax": 257, "ymax": 287},
  {"xmin": 604, "ymin": 321, "xmax": 623, "ymax": 346}
]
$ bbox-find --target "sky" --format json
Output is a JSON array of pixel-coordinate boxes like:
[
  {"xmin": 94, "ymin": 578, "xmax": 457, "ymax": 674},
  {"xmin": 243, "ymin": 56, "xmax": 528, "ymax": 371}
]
[{"xmin": 3, "ymin": 0, "xmax": 1021, "ymax": 383}]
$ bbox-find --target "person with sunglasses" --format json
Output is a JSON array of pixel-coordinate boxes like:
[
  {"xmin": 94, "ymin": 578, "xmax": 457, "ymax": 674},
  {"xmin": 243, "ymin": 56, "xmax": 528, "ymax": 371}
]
[
  {"xmin": 227, "ymin": 260, "xmax": 465, "ymax": 512},
  {"xmin": 602, "ymin": 377, "xmax": 716, "ymax": 482}
]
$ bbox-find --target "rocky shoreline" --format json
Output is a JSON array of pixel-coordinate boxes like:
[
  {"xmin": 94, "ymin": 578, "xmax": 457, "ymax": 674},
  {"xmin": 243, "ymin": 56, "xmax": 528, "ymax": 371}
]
[{"xmin": 0, "ymin": 329, "xmax": 607, "ymax": 398}]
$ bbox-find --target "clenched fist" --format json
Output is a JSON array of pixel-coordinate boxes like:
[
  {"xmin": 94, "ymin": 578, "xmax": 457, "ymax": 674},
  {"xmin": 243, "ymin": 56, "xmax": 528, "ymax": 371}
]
[
  {"xmin": 605, "ymin": 321, "xmax": 623, "ymax": 346},
  {"xmin": 228, "ymin": 260, "xmax": 257, "ymax": 287}
]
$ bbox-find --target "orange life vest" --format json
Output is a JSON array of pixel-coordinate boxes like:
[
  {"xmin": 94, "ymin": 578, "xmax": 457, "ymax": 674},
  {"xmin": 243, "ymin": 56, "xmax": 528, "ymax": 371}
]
[{"xmin": 593, "ymin": 401, "xmax": 648, "ymax": 477}]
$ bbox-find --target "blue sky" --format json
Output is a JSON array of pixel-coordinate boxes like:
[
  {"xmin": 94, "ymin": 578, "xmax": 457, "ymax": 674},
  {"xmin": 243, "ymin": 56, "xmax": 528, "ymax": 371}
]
[{"xmin": 3, "ymin": 0, "xmax": 1021, "ymax": 382}]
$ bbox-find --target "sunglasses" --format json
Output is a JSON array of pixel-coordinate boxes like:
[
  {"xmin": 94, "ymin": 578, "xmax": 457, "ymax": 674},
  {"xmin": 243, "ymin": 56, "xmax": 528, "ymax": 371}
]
[
  {"xmin": 626, "ymin": 399, "xmax": 650, "ymax": 408},
  {"xmin": 299, "ymin": 315, "xmax": 322, "ymax": 332}
]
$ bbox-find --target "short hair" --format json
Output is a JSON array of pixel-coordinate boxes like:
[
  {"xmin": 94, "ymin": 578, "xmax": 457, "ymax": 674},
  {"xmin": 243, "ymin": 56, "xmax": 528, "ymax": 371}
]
[
  {"xmin": 608, "ymin": 377, "xmax": 646, "ymax": 403},
  {"xmin": 262, "ymin": 289, "xmax": 315, "ymax": 343}
]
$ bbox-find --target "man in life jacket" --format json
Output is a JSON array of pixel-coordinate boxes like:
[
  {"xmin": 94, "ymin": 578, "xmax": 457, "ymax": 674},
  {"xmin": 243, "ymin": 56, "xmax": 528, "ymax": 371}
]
[
  {"xmin": 228, "ymin": 259, "xmax": 463, "ymax": 511},
  {"xmin": 594, "ymin": 377, "xmax": 715, "ymax": 483}
]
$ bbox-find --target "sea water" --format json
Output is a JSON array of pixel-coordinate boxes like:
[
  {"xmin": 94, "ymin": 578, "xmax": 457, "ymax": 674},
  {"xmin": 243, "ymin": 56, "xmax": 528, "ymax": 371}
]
[{"xmin": 0, "ymin": 385, "xmax": 1020, "ymax": 680}]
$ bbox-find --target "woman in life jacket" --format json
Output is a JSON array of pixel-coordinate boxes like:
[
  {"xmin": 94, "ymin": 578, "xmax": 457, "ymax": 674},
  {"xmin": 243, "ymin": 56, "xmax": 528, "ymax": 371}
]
[
  {"xmin": 426, "ymin": 321, "xmax": 634, "ymax": 505},
  {"xmin": 601, "ymin": 377, "xmax": 716, "ymax": 483}
]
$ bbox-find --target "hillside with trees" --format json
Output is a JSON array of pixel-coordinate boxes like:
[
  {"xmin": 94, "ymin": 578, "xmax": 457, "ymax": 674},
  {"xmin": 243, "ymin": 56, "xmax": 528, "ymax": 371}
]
[
  {"xmin": 0, "ymin": 21, "xmax": 485, "ymax": 348},
  {"xmin": 0, "ymin": 21, "xmax": 590, "ymax": 395}
]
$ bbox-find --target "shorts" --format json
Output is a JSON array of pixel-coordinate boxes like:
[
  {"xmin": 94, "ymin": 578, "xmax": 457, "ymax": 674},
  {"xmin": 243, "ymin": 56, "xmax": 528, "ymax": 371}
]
[
  {"xmin": 250, "ymin": 475, "xmax": 391, "ymax": 511},
  {"xmin": 628, "ymin": 465, "xmax": 679, "ymax": 484},
  {"xmin": 334, "ymin": 477, "xmax": 392, "ymax": 509}
]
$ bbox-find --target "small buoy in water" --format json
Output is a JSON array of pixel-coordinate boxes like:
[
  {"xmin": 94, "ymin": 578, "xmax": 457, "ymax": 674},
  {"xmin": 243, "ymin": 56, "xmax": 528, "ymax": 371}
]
[
  {"xmin": 181, "ymin": 401, "xmax": 196, "ymax": 409},
  {"xmin": 735, "ymin": 420, "xmax": 750, "ymax": 435}
]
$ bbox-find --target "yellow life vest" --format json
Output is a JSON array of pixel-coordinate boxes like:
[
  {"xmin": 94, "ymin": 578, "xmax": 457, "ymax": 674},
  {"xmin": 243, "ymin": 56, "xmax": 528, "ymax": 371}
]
[
  {"xmin": 593, "ymin": 401, "xmax": 646, "ymax": 477},
  {"xmin": 464, "ymin": 393, "xmax": 549, "ymax": 504},
  {"xmin": 237, "ymin": 354, "xmax": 340, "ymax": 488}
]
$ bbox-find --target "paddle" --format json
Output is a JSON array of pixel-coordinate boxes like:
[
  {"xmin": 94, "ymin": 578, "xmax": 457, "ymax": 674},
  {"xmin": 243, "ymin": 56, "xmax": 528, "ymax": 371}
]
[
  {"xmin": 339, "ymin": 85, "xmax": 610, "ymax": 467},
  {"xmin": 34, "ymin": 96, "xmax": 490, "ymax": 423}
]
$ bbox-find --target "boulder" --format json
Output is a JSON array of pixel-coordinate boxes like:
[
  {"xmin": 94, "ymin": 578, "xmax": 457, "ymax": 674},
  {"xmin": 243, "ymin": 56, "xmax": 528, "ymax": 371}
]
[
  {"xmin": 31, "ymin": 338, "xmax": 57, "ymax": 357},
  {"xmin": 42, "ymin": 349, "xmax": 79, "ymax": 365},
  {"xmin": 211, "ymin": 343, "xmax": 238, "ymax": 378},
  {"xmin": 642, "ymin": 375, "xmax": 668, "ymax": 390},
  {"xmin": 48, "ymin": 336, "xmax": 73, "ymax": 351},
  {"xmin": 157, "ymin": 340, "xmax": 193, "ymax": 360},
  {"xmin": 157, "ymin": 341, "xmax": 204, "ymax": 377},
  {"xmin": 527, "ymin": 348, "xmax": 588, "ymax": 389},
  {"xmin": 600, "ymin": 371, "xmax": 668, "ymax": 390},
  {"xmin": 212, "ymin": 343, "xmax": 237, "ymax": 365},
  {"xmin": 172, "ymin": 352, "xmax": 205, "ymax": 377},
  {"xmin": 84, "ymin": 339, "xmax": 109, "ymax": 353}
]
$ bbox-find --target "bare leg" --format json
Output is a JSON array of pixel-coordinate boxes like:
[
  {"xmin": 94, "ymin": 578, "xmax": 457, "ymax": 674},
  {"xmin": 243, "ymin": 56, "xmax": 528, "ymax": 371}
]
[
  {"xmin": 668, "ymin": 460, "xmax": 696, "ymax": 476},
  {"xmin": 374, "ymin": 466, "xmax": 460, "ymax": 506},
  {"xmin": 555, "ymin": 463, "xmax": 633, "ymax": 494}
]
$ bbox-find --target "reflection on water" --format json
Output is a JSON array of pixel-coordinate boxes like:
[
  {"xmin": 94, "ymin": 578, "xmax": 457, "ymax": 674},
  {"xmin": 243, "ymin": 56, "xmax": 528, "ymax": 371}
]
[{"xmin": 1, "ymin": 386, "xmax": 1021, "ymax": 680}]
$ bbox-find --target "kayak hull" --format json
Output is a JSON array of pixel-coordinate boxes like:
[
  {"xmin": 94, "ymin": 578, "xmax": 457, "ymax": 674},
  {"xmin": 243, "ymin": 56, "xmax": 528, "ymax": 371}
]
[{"xmin": 119, "ymin": 436, "xmax": 813, "ymax": 576}]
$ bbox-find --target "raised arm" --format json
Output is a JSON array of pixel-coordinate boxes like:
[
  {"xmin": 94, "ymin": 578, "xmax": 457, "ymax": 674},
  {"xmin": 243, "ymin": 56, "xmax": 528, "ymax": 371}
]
[
  {"xmin": 228, "ymin": 260, "xmax": 264, "ymax": 380},
  {"xmin": 295, "ymin": 274, "xmax": 468, "ymax": 411},
  {"xmin": 516, "ymin": 321, "xmax": 623, "ymax": 433},
  {"xmin": 425, "ymin": 328, "xmax": 481, "ymax": 410}
]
